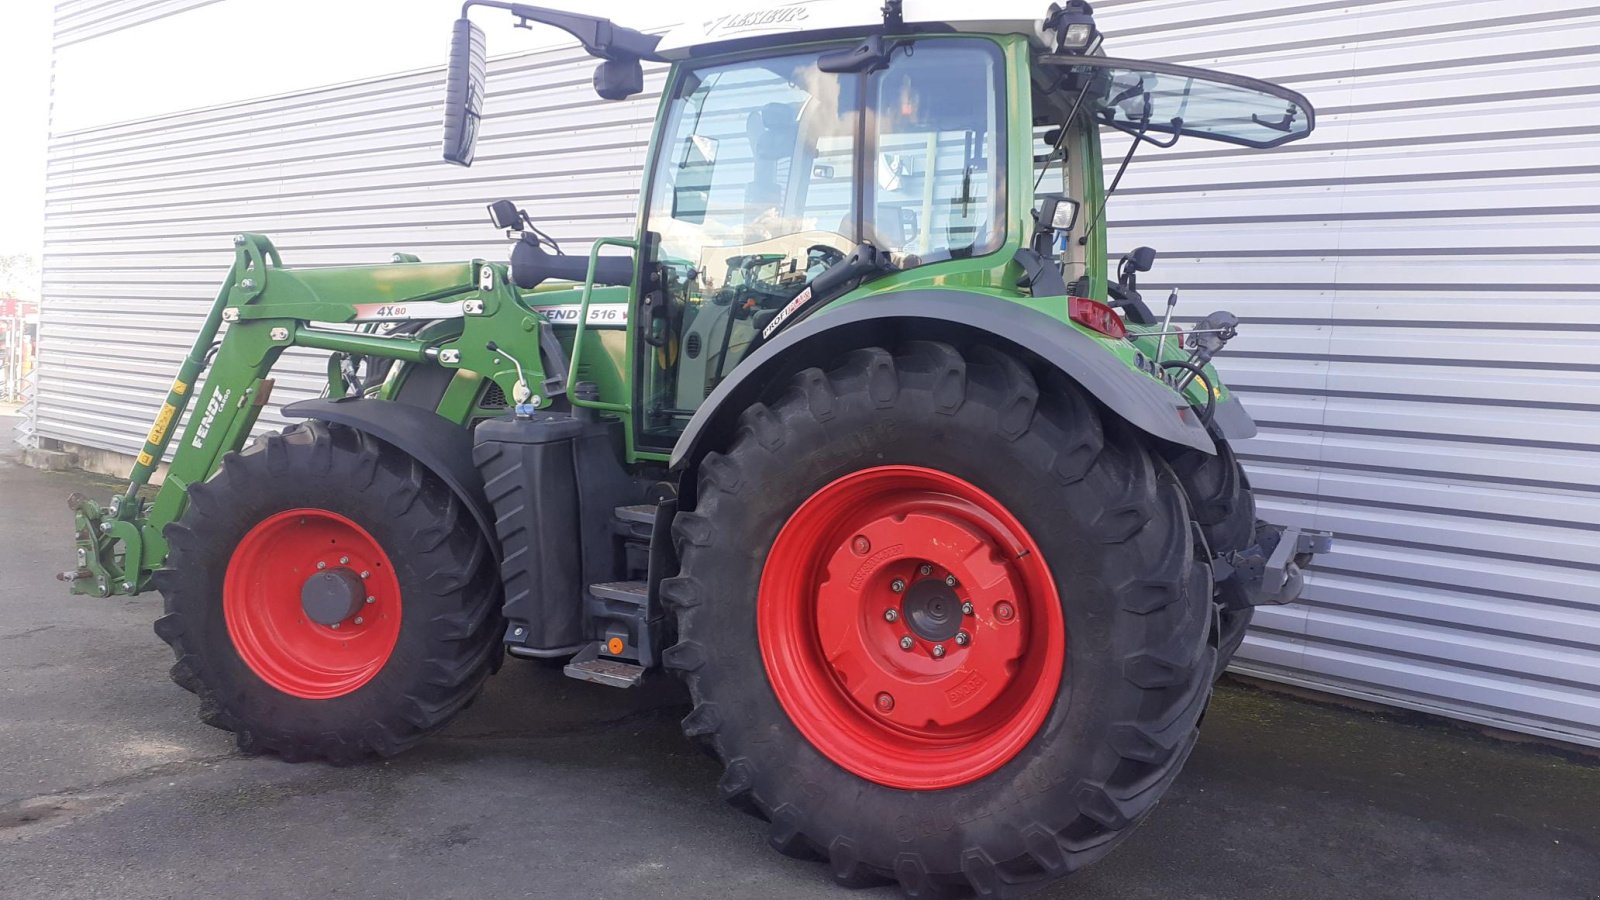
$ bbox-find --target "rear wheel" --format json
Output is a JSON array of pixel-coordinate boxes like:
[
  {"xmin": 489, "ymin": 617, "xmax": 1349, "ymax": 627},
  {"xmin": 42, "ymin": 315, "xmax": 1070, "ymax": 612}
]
[
  {"xmin": 665, "ymin": 343, "xmax": 1213, "ymax": 895},
  {"xmin": 1166, "ymin": 440, "xmax": 1259, "ymax": 673},
  {"xmin": 154, "ymin": 421, "xmax": 501, "ymax": 763}
]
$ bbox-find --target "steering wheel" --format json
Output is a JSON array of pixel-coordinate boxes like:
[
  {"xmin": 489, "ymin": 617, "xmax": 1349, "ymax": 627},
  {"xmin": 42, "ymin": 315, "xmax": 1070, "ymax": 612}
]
[{"xmin": 806, "ymin": 244, "xmax": 847, "ymax": 274}]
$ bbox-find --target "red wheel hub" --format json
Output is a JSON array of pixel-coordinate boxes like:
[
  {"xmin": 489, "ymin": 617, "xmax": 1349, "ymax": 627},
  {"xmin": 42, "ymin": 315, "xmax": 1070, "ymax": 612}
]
[
  {"xmin": 224, "ymin": 509, "xmax": 401, "ymax": 700},
  {"xmin": 758, "ymin": 466, "xmax": 1065, "ymax": 790}
]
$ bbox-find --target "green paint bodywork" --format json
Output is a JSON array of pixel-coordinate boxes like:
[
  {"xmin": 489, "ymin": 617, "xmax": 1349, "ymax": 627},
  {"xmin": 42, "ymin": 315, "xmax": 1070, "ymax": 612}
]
[{"xmin": 65, "ymin": 33, "xmax": 1228, "ymax": 598}]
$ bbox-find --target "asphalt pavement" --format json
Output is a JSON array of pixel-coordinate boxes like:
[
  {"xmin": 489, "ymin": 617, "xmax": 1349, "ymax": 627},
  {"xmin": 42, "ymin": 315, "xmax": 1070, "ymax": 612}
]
[{"xmin": 2, "ymin": 412, "xmax": 1597, "ymax": 900}]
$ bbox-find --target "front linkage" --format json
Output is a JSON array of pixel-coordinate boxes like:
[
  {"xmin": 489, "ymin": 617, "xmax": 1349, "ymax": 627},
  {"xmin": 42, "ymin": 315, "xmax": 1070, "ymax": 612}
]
[{"xmin": 62, "ymin": 233, "xmax": 563, "ymax": 598}]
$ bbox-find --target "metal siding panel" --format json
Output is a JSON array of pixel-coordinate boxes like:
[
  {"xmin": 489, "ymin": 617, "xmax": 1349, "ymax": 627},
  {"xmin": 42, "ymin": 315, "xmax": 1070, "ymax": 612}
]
[
  {"xmin": 37, "ymin": 1, "xmax": 1600, "ymax": 747},
  {"xmin": 1093, "ymin": 0, "xmax": 1600, "ymax": 746},
  {"xmin": 39, "ymin": 34, "xmax": 663, "ymax": 459},
  {"xmin": 54, "ymin": 0, "xmax": 225, "ymax": 47}
]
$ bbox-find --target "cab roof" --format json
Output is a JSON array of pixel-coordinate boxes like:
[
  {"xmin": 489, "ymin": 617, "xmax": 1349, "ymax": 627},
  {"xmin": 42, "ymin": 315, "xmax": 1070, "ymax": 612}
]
[{"xmin": 654, "ymin": 0, "xmax": 1057, "ymax": 60}]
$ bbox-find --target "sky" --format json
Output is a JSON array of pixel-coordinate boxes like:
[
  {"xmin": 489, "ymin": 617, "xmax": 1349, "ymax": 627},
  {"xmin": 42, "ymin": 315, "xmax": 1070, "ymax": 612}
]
[{"xmin": 0, "ymin": 3, "xmax": 51, "ymax": 258}]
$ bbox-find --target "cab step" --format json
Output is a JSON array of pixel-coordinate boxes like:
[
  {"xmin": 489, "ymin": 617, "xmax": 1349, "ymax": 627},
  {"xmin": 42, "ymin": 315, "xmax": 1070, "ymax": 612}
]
[
  {"xmin": 590, "ymin": 579, "xmax": 648, "ymax": 605},
  {"xmin": 614, "ymin": 504, "xmax": 658, "ymax": 526},
  {"xmin": 563, "ymin": 643, "xmax": 645, "ymax": 688},
  {"xmin": 561, "ymin": 501, "xmax": 677, "ymax": 688},
  {"xmin": 567, "ymin": 578, "xmax": 653, "ymax": 688}
]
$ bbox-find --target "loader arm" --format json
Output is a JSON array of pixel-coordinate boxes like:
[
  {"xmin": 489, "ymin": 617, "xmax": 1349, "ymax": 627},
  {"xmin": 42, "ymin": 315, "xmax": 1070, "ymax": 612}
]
[{"xmin": 64, "ymin": 234, "xmax": 557, "ymax": 598}]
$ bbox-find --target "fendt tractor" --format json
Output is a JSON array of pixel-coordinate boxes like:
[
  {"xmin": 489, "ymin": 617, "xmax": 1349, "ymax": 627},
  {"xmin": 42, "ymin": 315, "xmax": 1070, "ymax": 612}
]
[{"xmin": 63, "ymin": 0, "xmax": 1332, "ymax": 893}]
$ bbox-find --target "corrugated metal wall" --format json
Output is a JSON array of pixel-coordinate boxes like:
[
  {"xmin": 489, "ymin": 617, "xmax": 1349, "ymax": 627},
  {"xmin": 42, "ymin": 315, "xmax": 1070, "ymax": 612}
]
[
  {"xmin": 40, "ymin": 0, "xmax": 1600, "ymax": 747},
  {"xmin": 1097, "ymin": 0, "xmax": 1600, "ymax": 748},
  {"xmin": 53, "ymin": 0, "xmax": 222, "ymax": 47},
  {"xmin": 39, "ymin": 40, "xmax": 665, "ymax": 448}
]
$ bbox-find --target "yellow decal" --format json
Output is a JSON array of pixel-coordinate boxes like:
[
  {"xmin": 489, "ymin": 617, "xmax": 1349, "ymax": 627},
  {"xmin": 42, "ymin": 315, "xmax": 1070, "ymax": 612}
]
[
  {"xmin": 137, "ymin": 451, "xmax": 154, "ymax": 467},
  {"xmin": 172, "ymin": 379, "xmax": 188, "ymax": 395},
  {"xmin": 146, "ymin": 403, "xmax": 176, "ymax": 445}
]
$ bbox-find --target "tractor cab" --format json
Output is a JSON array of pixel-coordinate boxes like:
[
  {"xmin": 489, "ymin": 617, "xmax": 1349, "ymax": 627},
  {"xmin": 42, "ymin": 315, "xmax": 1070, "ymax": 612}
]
[{"xmin": 443, "ymin": 0, "xmax": 1312, "ymax": 452}]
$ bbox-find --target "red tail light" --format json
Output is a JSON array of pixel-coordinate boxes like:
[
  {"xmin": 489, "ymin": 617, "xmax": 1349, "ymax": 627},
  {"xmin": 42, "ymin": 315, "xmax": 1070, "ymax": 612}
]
[{"xmin": 1069, "ymin": 296, "xmax": 1127, "ymax": 339}]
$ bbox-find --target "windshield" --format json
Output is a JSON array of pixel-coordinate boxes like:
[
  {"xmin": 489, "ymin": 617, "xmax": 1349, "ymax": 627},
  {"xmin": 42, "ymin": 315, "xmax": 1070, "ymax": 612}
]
[
  {"xmin": 639, "ymin": 40, "xmax": 1005, "ymax": 445},
  {"xmin": 1042, "ymin": 56, "xmax": 1315, "ymax": 148},
  {"xmin": 650, "ymin": 51, "xmax": 860, "ymax": 292}
]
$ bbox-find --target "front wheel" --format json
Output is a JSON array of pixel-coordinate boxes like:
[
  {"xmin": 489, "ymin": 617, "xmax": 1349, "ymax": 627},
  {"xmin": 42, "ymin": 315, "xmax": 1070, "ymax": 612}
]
[
  {"xmin": 664, "ymin": 343, "xmax": 1214, "ymax": 895},
  {"xmin": 154, "ymin": 421, "xmax": 501, "ymax": 763}
]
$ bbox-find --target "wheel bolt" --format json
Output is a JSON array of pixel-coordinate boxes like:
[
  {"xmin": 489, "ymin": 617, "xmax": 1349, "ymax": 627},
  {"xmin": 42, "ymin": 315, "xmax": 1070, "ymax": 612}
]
[
  {"xmin": 961, "ymin": 601, "xmax": 974, "ymax": 615},
  {"xmin": 360, "ymin": 571, "xmax": 370, "ymax": 579},
  {"xmin": 365, "ymin": 596, "xmax": 375, "ymax": 605},
  {"xmin": 891, "ymin": 579, "xmax": 906, "ymax": 593},
  {"xmin": 899, "ymin": 636, "xmax": 914, "ymax": 651},
  {"xmin": 918, "ymin": 563, "xmax": 933, "ymax": 576},
  {"xmin": 875, "ymin": 692, "xmax": 895, "ymax": 713},
  {"xmin": 339, "ymin": 556, "xmax": 350, "ymax": 565},
  {"xmin": 884, "ymin": 608, "xmax": 899, "ymax": 623},
  {"xmin": 945, "ymin": 574, "xmax": 958, "ymax": 587},
  {"xmin": 852, "ymin": 535, "xmax": 871, "ymax": 556},
  {"xmin": 995, "ymin": 601, "xmax": 1016, "ymax": 622},
  {"xmin": 931, "ymin": 644, "xmax": 946, "ymax": 658},
  {"xmin": 353, "ymin": 616, "xmax": 364, "ymax": 625},
  {"xmin": 316, "ymin": 561, "xmax": 326, "ymax": 570},
  {"xmin": 955, "ymin": 631, "xmax": 970, "ymax": 646},
  {"xmin": 330, "ymin": 623, "xmax": 340, "ymax": 630}
]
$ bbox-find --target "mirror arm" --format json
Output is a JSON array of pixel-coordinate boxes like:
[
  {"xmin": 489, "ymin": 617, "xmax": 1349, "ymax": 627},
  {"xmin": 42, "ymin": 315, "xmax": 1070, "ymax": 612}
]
[{"xmin": 462, "ymin": 0, "xmax": 662, "ymax": 61}]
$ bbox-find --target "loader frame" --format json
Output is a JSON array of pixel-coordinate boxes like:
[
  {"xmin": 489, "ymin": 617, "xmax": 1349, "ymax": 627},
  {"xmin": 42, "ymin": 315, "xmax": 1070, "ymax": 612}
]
[{"xmin": 66, "ymin": 233, "xmax": 630, "ymax": 598}]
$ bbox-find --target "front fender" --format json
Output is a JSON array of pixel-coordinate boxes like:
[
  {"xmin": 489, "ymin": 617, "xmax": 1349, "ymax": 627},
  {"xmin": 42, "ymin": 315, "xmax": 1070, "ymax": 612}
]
[
  {"xmin": 670, "ymin": 290, "xmax": 1218, "ymax": 471},
  {"xmin": 281, "ymin": 398, "xmax": 499, "ymax": 561}
]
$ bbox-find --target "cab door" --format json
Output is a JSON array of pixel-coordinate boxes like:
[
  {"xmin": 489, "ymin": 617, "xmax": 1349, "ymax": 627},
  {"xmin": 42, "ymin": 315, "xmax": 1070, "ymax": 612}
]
[{"xmin": 631, "ymin": 50, "xmax": 861, "ymax": 453}]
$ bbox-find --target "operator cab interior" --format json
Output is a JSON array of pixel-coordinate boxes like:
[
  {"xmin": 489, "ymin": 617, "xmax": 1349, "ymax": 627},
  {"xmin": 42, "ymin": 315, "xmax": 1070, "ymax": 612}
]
[{"xmin": 636, "ymin": 38, "xmax": 1005, "ymax": 446}]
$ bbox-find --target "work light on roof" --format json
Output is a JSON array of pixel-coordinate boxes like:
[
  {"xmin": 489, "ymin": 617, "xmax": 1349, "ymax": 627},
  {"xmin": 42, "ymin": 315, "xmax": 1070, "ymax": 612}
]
[{"xmin": 1045, "ymin": 0, "xmax": 1101, "ymax": 54}]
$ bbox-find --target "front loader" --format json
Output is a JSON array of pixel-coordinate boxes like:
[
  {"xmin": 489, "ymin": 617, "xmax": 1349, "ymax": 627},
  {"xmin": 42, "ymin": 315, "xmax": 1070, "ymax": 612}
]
[{"xmin": 64, "ymin": 0, "xmax": 1331, "ymax": 893}]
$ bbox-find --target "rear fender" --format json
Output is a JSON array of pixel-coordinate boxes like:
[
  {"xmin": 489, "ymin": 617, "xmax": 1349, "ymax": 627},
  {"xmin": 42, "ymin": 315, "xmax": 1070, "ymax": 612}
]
[
  {"xmin": 670, "ymin": 290, "xmax": 1223, "ymax": 474},
  {"xmin": 281, "ymin": 398, "xmax": 499, "ymax": 561}
]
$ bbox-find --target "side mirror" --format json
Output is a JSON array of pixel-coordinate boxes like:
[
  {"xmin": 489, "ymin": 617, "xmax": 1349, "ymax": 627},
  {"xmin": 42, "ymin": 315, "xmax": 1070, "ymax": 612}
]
[
  {"xmin": 486, "ymin": 199, "xmax": 521, "ymax": 231},
  {"xmin": 594, "ymin": 57, "xmax": 644, "ymax": 101},
  {"xmin": 1124, "ymin": 246, "xmax": 1157, "ymax": 274},
  {"xmin": 442, "ymin": 18, "xmax": 487, "ymax": 167}
]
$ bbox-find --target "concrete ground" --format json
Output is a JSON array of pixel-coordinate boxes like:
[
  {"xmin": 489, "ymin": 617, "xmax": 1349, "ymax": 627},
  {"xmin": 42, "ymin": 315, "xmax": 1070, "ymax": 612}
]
[{"xmin": 3, "ymin": 413, "xmax": 1597, "ymax": 900}]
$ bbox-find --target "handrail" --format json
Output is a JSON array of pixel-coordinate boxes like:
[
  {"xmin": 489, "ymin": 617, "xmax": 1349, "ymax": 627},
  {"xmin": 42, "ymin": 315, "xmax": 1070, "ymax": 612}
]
[{"xmin": 566, "ymin": 236, "xmax": 636, "ymax": 413}]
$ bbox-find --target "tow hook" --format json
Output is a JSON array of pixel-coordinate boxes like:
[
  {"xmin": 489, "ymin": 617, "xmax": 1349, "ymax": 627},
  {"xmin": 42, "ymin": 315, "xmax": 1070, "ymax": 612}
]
[{"xmin": 1213, "ymin": 525, "xmax": 1333, "ymax": 607}]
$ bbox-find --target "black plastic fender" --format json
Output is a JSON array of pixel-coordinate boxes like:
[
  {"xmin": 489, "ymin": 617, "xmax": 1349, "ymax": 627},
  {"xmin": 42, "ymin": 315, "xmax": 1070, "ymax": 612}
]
[
  {"xmin": 670, "ymin": 289, "xmax": 1221, "ymax": 471},
  {"xmin": 1210, "ymin": 392, "xmax": 1258, "ymax": 442},
  {"xmin": 281, "ymin": 398, "xmax": 499, "ymax": 562}
]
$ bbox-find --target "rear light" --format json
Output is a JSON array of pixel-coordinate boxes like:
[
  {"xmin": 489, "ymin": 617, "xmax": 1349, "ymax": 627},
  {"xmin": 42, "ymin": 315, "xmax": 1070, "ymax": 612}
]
[{"xmin": 1068, "ymin": 296, "xmax": 1127, "ymax": 339}]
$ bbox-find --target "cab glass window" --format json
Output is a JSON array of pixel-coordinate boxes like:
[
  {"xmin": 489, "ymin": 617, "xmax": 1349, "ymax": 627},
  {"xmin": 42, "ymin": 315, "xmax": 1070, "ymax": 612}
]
[
  {"xmin": 867, "ymin": 42, "xmax": 1005, "ymax": 263},
  {"xmin": 638, "ymin": 40, "xmax": 1005, "ymax": 446}
]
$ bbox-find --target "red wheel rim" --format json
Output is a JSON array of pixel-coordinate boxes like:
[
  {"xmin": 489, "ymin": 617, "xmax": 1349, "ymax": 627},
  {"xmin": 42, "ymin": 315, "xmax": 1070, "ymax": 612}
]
[
  {"xmin": 224, "ymin": 509, "xmax": 402, "ymax": 700},
  {"xmin": 758, "ymin": 465, "xmax": 1065, "ymax": 790}
]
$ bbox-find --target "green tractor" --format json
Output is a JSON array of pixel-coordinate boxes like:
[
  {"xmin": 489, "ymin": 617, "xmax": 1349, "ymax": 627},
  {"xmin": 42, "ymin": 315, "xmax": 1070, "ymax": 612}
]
[{"xmin": 64, "ymin": 0, "xmax": 1331, "ymax": 892}]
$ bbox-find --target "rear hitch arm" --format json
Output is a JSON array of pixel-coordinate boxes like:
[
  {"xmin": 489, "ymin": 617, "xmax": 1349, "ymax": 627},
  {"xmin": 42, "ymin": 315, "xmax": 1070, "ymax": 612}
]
[{"xmin": 1213, "ymin": 525, "xmax": 1334, "ymax": 608}]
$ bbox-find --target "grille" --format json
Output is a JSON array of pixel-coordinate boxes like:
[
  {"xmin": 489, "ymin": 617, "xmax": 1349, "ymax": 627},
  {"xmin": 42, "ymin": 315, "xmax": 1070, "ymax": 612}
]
[{"xmin": 481, "ymin": 382, "xmax": 508, "ymax": 409}]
